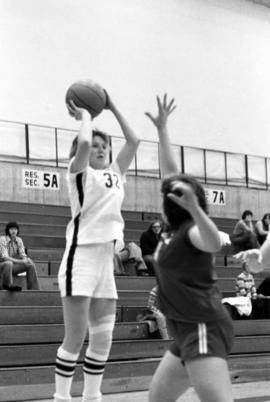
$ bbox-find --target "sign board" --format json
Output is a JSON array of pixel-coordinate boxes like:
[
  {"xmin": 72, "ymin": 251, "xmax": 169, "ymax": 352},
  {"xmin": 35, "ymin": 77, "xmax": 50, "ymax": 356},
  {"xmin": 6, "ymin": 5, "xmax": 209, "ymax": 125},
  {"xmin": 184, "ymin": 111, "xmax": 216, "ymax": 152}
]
[
  {"xmin": 22, "ymin": 169, "xmax": 60, "ymax": 190},
  {"xmin": 205, "ymin": 188, "xmax": 225, "ymax": 206}
]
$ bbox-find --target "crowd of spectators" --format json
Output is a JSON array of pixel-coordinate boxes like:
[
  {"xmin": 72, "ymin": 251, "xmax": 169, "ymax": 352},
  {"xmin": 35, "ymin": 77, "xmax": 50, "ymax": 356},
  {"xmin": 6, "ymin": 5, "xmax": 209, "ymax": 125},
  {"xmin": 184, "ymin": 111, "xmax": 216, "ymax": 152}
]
[
  {"xmin": 1, "ymin": 209, "xmax": 270, "ymax": 301},
  {"xmin": 231, "ymin": 209, "xmax": 270, "ymax": 252},
  {"xmin": 0, "ymin": 217, "xmax": 164, "ymax": 292},
  {"xmin": 221, "ymin": 209, "xmax": 270, "ymax": 320}
]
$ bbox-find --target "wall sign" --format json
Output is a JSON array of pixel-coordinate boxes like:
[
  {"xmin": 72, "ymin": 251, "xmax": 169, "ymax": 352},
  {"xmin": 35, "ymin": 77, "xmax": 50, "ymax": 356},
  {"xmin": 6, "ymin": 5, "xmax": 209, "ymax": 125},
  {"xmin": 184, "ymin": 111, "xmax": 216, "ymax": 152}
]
[
  {"xmin": 22, "ymin": 169, "xmax": 59, "ymax": 190},
  {"xmin": 205, "ymin": 188, "xmax": 225, "ymax": 205}
]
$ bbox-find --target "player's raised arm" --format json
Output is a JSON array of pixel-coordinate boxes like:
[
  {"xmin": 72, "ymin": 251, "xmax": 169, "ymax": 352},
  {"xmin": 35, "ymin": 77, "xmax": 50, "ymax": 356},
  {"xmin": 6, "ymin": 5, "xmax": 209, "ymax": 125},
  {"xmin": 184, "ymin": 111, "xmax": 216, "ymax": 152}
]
[
  {"xmin": 67, "ymin": 100, "xmax": 93, "ymax": 174},
  {"xmin": 106, "ymin": 94, "xmax": 139, "ymax": 175},
  {"xmin": 145, "ymin": 94, "xmax": 178, "ymax": 177}
]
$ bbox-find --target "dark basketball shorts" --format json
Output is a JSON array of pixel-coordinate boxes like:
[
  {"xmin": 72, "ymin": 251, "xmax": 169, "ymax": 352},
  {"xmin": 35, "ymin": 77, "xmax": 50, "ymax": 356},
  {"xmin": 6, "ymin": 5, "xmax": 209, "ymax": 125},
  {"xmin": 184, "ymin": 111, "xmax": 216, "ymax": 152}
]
[{"xmin": 167, "ymin": 314, "xmax": 234, "ymax": 363}]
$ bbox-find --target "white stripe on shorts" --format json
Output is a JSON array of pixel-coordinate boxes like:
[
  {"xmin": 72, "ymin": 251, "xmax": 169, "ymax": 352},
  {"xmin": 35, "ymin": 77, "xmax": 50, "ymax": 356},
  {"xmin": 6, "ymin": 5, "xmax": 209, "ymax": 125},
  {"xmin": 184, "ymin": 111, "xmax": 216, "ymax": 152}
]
[{"xmin": 198, "ymin": 323, "xmax": 208, "ymax": 354}]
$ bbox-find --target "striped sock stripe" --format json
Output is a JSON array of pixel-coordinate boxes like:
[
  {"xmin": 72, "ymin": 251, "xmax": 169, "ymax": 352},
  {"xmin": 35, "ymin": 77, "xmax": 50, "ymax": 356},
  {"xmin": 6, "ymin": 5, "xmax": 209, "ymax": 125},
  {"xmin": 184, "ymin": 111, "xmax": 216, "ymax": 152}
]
[
  {"xmin": 55, "ymin": 357, "xmax": 76, "ymax": 378},
  {"xmin": 56, "ymin": 356, "xmax": 76, "ymax": 369},
  {"xmin": 83, "ymin": 356, "xmax": 105, "ymax": 375},
  {"xmin": 198, "ymin": 323, "xmax": 208, "ymax": 354},
  {"xmin": 65, "ymin": 172, "xmax": 84, "ymax": 296},
  {"xmin": 55, "ymin": 369, "xmax": 75, "ymax": 378}
]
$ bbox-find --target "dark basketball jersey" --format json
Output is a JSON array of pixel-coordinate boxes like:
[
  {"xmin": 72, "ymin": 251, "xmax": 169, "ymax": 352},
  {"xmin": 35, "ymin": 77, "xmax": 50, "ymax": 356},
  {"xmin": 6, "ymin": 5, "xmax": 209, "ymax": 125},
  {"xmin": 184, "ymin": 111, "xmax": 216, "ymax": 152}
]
[{"xmin": 155, "ymin": 221, "xmax": 228, "ymax": 323}]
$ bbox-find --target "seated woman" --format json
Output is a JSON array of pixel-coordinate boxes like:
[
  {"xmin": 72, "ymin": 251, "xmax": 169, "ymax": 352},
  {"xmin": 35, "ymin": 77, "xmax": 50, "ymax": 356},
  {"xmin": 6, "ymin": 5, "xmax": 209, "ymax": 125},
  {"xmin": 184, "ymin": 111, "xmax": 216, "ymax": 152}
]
[
  {"xmin": 140, "ymin": 221, "xmax": 162, "ymax": 276},
  {"xmin": 231, "ymin": 210, "xmax": 259, "ymax": 253},
  {"xmin": 255, "ymin": 213, "xmax": 270, "ymax": 246}
]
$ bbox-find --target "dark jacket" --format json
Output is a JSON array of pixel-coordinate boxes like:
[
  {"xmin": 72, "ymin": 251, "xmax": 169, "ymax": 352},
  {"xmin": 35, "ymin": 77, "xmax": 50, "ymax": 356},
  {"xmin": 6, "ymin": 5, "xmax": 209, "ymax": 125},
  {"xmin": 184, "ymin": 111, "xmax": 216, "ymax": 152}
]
[{"xmin": 140, "ymin": 227, "xmax": 161, "ymax": 256}]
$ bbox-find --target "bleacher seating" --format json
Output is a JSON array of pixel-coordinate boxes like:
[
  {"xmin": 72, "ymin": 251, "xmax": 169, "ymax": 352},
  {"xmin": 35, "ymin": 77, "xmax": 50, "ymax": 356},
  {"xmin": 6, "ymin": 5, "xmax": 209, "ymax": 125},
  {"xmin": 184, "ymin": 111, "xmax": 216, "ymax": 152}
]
[{"xmin": 0, "ymin": 201, "xmax": 270, "ymax": 401}]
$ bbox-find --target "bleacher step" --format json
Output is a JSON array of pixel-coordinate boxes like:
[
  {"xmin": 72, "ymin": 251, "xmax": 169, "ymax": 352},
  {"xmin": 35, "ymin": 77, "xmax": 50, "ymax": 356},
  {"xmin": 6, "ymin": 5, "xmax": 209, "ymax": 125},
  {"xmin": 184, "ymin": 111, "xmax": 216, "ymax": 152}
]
[
  {"xmin": 0, "ymin": 305, "xmax": 149, "ymax": 324},
  {"xmin": 0, "ymin": 339, "xmax": 170, "ymax": 368},
  {"xmin": 15, "ymin": 275, "xmax": 157, "ymax": 291},
  {"xmin": 0, "ymin": 322, "xmax": 150, "ymax": 344},
  {"xmin": 13, "ymin": 274, "xmax": 263, "ymax": 293},
  {"xmin": 0, "ymin": 290, "xmax": 149, "ymax": 307}
]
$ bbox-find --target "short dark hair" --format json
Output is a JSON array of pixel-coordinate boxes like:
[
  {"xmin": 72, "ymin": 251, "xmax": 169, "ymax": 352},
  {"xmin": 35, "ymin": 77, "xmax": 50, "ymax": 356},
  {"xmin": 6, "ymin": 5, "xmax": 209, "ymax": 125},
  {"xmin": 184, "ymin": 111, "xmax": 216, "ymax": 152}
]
[
  {"xmin": 69, "ymin": 130, "xmax": 110, "ymax": 159},
  {"xmin": 161, "ymin": 174, "xmax": 208, "ymax": 231},
  {"xmin": 5, "ymin": 221, "xmax": 20, "ymax": 236},
  {"xmin": 242, "ymin": 210, "xmax": 253, "ymax": 220}
]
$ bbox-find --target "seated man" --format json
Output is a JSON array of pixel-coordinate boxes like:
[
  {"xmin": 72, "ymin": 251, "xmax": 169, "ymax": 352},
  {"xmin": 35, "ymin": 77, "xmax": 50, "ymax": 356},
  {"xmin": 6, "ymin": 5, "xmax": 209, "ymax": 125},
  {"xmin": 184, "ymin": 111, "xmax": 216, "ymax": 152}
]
[
  {"xmin": 0, "ymin": 221, "xmax": 40, "ymax": 291},
  {"xmin": 114, "ymin": 242, "xmax": 148, "ymax": 276}
]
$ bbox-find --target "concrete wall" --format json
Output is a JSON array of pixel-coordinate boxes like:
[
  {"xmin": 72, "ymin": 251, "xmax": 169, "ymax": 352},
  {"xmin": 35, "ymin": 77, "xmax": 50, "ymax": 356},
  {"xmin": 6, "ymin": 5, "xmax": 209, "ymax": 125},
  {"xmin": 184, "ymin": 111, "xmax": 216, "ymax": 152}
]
[{"xmin": 2, "ymin": 162, "xmax": 270, "ymax": 220}]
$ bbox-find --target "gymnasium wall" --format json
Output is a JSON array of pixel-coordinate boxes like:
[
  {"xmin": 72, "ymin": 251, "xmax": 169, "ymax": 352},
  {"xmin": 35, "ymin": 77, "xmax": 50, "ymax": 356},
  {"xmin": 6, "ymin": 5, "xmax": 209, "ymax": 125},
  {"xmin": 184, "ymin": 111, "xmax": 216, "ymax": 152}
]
[
  {"xmin": 1, "ymin": 0, "xmax": 270, "ymax": 158},
  {"xmin": 2, "ymin": 161, "xmax": 270, "ymax": 220}
]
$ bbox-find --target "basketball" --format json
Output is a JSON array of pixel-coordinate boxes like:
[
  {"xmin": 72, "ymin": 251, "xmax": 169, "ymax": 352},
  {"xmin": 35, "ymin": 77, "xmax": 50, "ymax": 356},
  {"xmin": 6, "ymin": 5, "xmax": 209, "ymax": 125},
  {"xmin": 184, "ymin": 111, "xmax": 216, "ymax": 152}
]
[{"xmin": 65, "ymin": 79, "xmax": 107, "ymax": 118}]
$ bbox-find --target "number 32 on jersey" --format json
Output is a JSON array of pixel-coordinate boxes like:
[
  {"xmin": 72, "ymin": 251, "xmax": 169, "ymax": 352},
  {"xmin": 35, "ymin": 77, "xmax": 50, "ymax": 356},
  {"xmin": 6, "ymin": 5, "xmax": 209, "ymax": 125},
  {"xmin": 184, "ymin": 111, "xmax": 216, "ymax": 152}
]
[{"xmin": 103, "ymin": 172, "xmax": 120, "ymax": 189}]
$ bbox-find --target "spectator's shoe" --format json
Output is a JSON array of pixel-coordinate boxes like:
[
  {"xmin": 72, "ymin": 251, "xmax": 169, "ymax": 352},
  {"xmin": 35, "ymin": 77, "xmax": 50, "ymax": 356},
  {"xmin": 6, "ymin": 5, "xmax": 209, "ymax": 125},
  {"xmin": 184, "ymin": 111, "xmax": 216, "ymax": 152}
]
[{"xmin": 3, "ymin": 284, "xmax": 22, "ymax": 292}]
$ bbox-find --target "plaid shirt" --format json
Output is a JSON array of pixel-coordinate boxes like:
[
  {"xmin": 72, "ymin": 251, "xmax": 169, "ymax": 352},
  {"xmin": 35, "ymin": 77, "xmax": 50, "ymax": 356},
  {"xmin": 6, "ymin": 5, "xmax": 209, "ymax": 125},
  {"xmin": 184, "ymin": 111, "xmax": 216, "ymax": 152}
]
[
  {"xmin": 235, "ymin": 271, "xmax": 257, "ymax": 299},
  {"xmin": 0, "ymin": 235, "xmax": 27, "ymax": 260}
]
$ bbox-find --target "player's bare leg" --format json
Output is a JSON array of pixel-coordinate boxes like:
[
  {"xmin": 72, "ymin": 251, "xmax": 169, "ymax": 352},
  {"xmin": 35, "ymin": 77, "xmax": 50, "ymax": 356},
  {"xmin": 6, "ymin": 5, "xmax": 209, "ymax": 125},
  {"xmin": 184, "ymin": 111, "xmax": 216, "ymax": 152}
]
[
  {"xmin": 148, "ymin": 350, "xmax": 190, "ymax": 402},
  {"xmin": 186, "ymin": 356, "xmax": 233, "ymax": 402}
]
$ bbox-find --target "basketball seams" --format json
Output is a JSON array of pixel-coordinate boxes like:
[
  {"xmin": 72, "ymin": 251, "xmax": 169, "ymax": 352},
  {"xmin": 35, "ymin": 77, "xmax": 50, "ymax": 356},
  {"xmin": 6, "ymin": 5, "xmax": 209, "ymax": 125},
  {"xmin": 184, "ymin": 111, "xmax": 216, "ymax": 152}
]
[
  {"xmin": 76, "ymin": 83, "xmax": 106, "ymax": 105},
  {"xmin": 68, "ymin": 88, "xmax": 100, "ymax": 115}
]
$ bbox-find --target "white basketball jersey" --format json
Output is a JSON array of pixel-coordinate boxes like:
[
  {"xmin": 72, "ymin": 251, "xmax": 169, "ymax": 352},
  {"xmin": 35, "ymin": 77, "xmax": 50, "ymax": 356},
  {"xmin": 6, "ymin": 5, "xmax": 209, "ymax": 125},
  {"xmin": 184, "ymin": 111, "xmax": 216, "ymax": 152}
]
[{"xmin": 65, "ymin": 159, "xmax": 125, "ymax": 250}]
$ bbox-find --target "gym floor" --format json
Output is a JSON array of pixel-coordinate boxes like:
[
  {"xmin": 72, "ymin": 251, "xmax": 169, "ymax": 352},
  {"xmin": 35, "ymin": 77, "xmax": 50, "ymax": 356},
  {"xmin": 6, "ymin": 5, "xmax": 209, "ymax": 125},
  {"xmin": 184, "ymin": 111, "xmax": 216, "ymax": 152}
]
[{"xmin": 31, "ymin": 381, "xmax": 270, "ymax": 402}]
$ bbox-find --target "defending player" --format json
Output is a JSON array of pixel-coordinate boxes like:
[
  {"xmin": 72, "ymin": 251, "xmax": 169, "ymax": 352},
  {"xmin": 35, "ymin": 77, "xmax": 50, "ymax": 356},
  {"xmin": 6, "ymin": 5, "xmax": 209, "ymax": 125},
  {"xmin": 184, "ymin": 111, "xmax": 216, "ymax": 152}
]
[
  {"xmin": 54, "ymin": 95, "xmax": 139, "ymax": 402},
  {"xmin": 145, "ymin": 95, "xmax": 234, "ymax": 402}
]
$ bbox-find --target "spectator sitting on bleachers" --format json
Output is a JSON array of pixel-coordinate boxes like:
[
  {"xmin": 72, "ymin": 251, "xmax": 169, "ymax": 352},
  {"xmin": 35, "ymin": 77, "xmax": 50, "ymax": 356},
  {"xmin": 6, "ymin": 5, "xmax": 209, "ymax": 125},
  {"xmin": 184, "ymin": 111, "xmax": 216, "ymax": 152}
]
[
  {"xmin": 231, "ymin": 210, "xmax": 259, "ymax": 253},
  {"xmin": 0, "ymin": 222, "xmax": 40, "ymax": 291},
  {"xmin": 113, "ymin": 241, "xmax": 148, "ymax": 276},
  {"xmin": 140, "ymin": 221, "xmax": 162, "ymax": 276},
  {"xmin": 255, "ymin": 213, "xmax": 270, "ymax": 246},
  {"xmin": 235, "ymin": 262, "xmax": 257, "ymax": 299},
  {"xmin": 139, "ymin": 285, "xmax": 171, "ymax": 339},
  {"xmin": 222, "ymin": 262, "xmax": 256, "ymax": 319}
]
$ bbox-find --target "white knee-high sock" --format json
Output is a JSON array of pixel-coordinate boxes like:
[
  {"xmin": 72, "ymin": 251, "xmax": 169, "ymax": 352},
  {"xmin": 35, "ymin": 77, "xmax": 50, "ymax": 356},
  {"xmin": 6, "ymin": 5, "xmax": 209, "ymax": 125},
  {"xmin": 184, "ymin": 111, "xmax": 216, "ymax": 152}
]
[
  {"xmin": 54, "ymin": 346, "xmax": 79, "ymax": 402},
  {"xmin": 82, "ymin": 350, "xmax": 107, "ymax": 402},
  {"xmin": 82, "ymin": 314, "xmax": 115, "ymax": 402}
]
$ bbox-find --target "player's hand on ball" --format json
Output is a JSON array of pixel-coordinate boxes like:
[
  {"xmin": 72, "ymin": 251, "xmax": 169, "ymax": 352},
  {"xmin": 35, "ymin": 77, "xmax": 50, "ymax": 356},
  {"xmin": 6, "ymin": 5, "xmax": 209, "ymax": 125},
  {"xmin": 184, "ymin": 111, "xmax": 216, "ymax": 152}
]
[
  {"xmin": 167, "ymin": 181, "xmax": 199, "ymax": 212},
  {"xmin": 145, "ymin": 94, "xmax": 176, "ymax": 130},
  {"xmin": 67, "ymin": 100, "xmax": 90, "ymax": 121}
]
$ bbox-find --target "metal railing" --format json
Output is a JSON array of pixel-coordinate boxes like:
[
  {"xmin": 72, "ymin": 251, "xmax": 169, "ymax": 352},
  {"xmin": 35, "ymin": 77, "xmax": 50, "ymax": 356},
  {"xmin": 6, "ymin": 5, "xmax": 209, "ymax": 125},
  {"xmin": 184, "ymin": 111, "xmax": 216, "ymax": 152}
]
[{"xmin": 1, "ymin": 118, "xmax": 270, "ymax": 189}]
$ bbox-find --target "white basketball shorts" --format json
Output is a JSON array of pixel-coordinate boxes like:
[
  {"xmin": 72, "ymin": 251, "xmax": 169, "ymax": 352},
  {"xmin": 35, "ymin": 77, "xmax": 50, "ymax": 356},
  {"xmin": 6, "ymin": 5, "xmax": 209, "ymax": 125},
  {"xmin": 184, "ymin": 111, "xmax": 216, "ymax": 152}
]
[{"xmin": 58, "ymin": 242, "xmax": 118, "ymax": 299}]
